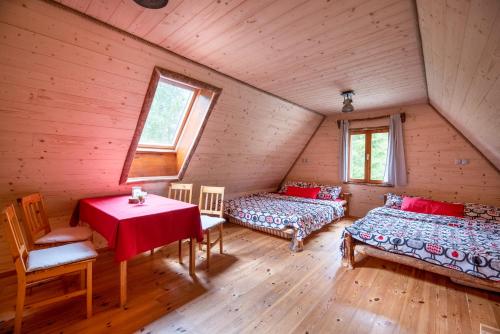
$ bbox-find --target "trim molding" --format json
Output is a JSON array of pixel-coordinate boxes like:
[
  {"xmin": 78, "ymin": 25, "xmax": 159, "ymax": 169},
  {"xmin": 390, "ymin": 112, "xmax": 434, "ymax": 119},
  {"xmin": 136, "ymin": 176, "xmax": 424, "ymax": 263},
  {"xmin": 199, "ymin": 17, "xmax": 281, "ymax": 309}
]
[{"xmin": 413, "ymin": 0, "xmax": 430, "ymax": 104}]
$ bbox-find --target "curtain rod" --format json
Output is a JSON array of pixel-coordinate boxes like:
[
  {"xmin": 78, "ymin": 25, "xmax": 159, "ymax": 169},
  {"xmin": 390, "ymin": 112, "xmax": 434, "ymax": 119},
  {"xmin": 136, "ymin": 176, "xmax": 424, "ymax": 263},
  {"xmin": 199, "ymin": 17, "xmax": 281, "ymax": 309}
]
[{"xmin": 336, "ymin": 112, "xmax": 405, "ymax": 128}]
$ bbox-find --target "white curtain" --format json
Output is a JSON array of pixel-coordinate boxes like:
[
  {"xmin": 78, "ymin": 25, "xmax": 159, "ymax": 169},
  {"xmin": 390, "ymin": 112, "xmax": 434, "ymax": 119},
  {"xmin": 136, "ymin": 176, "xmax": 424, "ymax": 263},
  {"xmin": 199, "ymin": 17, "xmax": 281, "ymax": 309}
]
[
  {"xmin": 339, "ymin": 120, "xmax": 349, "ymax": 182},
  {"xmin": 384, "ymin": 114, "xmax": 407, "ymax": 186}
]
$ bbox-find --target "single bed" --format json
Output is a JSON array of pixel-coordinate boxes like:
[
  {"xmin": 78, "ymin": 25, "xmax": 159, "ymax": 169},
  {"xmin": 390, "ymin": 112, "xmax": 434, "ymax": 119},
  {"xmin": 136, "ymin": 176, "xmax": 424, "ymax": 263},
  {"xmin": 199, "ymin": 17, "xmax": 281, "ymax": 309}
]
[
  {"xmin": 224, "ymin": 191, "xmax": 348, "ymax": 251},
  {"xmin": 342, "ymin": 195, "xmax": 500, "ymax": 292}
]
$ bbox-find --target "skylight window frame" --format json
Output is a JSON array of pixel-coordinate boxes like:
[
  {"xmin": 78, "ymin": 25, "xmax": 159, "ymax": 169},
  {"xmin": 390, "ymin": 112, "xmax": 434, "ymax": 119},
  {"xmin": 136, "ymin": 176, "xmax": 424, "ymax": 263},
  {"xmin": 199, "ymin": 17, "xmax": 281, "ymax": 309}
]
[
  {"xmin": 137, "ymin": 78, "xmax": 199, "ymax": 151},
  {"xmin": 120, "ymin": 66, "xmax": 222, "ymax": 185}
]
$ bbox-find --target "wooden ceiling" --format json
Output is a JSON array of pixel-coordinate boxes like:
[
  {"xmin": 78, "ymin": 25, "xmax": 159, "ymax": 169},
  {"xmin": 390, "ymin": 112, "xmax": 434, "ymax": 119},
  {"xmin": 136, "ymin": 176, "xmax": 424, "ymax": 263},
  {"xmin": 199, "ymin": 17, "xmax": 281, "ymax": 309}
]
[
  {"xmin": 53, "ymin": 0, "xmax": 499, "ymax": 168},
  {"xmin": 417, "ymin": 0, "xmax": 500, "ymax": 169},
  {"xmin": 54, "ymin": 0, "xmax": 428, "ymax": 114}
]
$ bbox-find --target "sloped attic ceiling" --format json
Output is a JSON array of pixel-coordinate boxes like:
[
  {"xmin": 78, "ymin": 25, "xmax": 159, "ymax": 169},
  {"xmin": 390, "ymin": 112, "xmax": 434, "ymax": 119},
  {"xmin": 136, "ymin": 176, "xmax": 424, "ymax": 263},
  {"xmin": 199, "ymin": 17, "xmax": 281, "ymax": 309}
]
[
  {"xmin": 417, "ymin": 0, "xmax": 500, "ymax": 169},
  {"xmin": 46, "ymin": 0, "xmax": 500, "ymax": 168},
  {"xmin": 54, "ymin": 0, "xmax": 428, "ymax": 113}
]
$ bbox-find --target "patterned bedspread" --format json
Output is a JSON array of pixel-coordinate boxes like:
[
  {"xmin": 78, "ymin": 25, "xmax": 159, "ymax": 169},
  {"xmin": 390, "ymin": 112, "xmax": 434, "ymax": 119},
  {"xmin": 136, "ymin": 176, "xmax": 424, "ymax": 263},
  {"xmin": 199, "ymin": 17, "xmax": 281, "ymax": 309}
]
[
  {"xmin": 343, "ymin": 207, "xmax": 500, "ymax": 281},
  {"xmin": 224, "ymin": 193, "xmax": 344, "ymax": 248}
]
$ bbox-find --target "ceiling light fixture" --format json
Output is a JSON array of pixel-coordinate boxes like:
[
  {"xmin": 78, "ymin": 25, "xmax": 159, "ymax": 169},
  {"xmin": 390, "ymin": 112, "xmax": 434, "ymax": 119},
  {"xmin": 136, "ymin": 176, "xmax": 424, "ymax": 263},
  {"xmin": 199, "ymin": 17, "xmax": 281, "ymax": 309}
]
[
  {"xmin": 133, "ymin": 0, "xmax": 169, "ymax": 9},
  {"xmin": 340, "ymin": 90, "xmax": 355, "ymax": 113}
]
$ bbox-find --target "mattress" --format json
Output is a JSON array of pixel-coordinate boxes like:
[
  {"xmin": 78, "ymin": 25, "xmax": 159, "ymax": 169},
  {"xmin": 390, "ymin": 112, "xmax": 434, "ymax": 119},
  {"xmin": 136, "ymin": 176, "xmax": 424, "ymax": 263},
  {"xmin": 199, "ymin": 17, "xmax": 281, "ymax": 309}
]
[
  {"xmin": 343, "ymin": 207, "xmax": 500, "ymax": 281},
  {"xmin": 224, "ymin": 192, "xmax": 345, "ymax": 250}
]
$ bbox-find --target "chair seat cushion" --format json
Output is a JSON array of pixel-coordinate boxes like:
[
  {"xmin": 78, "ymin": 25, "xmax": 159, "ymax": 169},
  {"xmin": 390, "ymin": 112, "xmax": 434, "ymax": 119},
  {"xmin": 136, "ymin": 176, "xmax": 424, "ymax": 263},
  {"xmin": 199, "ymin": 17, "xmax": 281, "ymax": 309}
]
[
  {"xmin": 201, "ymin": 215, "xmax": 225, "ymax": 230},
  {"xmin": 27, "ymin": 241, "xmax": 97, "ymax": 272},
  {"xmin": 35, "ymin": 226, "xmax": 92, "ymax": 244}
]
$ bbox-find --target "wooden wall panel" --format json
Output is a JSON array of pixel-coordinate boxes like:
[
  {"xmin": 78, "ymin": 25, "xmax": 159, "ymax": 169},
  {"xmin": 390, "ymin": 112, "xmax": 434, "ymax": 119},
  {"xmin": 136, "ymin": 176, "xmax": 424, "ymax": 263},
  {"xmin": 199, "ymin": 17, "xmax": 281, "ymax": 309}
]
[
  {"xmin": 55, "ymin": 0, "xmax": 428, "ymax": 114},
  {"xmin": 287, "ymin": 104, "xmax": 500, "ymax": 217},
  {"xmin": 128, "ymin": 152, "xmax": 178, "ymax": 178},
  {"xmin": 417, "ymin": 0, "xmax": 500, "ymax": 168},
  {"xmin": 0, "ymin": 0, "xmax": 322, "ymax": 273}
]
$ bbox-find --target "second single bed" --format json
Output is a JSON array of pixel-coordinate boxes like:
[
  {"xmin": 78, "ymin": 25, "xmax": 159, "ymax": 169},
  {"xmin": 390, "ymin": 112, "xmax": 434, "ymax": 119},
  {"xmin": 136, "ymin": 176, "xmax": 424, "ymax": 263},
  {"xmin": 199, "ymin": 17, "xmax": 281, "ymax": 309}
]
[
  {"xmin": 224, "ymin": 190, "xmax": 346, "ymax": 251},
  {"xmin": 342, "ymin": 194, "xmax": 500, "ymax": 291}
]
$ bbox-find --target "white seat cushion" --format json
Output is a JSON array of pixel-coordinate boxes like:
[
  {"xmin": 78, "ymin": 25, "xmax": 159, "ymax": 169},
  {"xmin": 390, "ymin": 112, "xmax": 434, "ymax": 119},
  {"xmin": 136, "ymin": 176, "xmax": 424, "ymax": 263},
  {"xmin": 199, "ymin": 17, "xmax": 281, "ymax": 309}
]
[
  {"xmin": 201, "ymin": 215, "xmax": 225, "ymax": 230},
  {"xmin": 27, "ymin": 241, "xmax": 97, "ymax": 272},
  {"xmin": 35, "ymin": 226, "xmax": 92, "ymax": 244}
]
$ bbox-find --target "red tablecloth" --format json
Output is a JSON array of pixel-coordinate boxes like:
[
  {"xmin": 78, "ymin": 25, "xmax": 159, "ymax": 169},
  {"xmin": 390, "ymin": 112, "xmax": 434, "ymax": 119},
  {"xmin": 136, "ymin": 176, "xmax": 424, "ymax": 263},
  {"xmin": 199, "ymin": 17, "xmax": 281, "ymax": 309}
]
[{"xmin": 79, "ymin": 194, "xmax": 203, "ymax": 262}]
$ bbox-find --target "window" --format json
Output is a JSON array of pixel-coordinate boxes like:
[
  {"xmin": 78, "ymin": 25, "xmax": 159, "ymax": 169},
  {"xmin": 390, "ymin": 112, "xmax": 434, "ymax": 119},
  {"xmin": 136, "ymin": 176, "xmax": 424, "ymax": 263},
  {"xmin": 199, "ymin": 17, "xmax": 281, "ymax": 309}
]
[
  {"xmin": 138, "ymin": 79, "xmax": 197, "ymax": 150},
  {"xmin": 120, "ymin": 66, "xmax": 222, "ymax": 185},
  {"xmin": 349, "ymin": 127, "xmax": 389, "ymax": 184}
]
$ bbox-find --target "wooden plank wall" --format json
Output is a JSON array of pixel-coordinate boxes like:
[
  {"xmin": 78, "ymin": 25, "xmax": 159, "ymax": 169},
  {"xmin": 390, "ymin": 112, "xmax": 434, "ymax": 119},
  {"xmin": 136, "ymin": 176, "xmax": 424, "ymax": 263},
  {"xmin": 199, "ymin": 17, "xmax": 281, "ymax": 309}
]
[
  {"xmin": 0, "ymin": 0, "xmax": 322, "ymax": 273},
  {"xmin": 287, "ymin": 104, "xmax": 500, "ymax": 217},
  {"xmin": 417, "ymin": 0, "xmax": 500, "ymax": 168}
]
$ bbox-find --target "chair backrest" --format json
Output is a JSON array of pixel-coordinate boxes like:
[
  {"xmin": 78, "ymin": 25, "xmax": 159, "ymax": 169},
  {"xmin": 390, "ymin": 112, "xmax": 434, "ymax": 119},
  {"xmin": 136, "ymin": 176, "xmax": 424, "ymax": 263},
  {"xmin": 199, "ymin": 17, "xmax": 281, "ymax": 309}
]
[
  {"xmin": 168, "ymin": 183, "xmax": 193, "ymax": 204},
  {"xmin": 3, "ymin": 204, "xmax": 28, "ymax": 274},
  {"xmin": 19, "ymin": 193, "xmax": 51, "ymax": 248},
  {"xmin": 199, "ymin": 186, "xmax": 225, "ymax": 217}
]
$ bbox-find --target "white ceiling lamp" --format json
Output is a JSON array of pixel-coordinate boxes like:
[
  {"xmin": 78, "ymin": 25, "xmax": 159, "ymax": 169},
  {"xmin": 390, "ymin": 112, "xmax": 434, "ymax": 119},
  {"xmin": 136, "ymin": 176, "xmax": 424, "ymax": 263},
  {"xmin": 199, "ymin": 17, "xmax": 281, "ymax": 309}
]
[
  {"xmin": 133, "ymin": 0, "xmax": 169, "ymax": 9},
  {"xmin": 340, "ymin": 90, "xmax": 355, "ymax": 113}
]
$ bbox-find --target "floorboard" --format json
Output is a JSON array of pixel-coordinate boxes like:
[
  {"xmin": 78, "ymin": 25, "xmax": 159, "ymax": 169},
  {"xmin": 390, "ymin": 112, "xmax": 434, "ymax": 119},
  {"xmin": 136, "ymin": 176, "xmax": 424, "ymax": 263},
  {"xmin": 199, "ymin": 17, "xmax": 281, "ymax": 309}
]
[{"xmin": 0, "ymin": 219, "xmax": 498, "ymax": 333}]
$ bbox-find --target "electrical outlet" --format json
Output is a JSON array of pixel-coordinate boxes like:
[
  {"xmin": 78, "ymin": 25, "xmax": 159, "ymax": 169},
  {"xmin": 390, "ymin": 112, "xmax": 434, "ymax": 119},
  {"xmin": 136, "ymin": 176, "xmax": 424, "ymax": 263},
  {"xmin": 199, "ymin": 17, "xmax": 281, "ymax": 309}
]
[{"xmin": 455, "ymin": 159, "xmax": 469, "ymax": 166}]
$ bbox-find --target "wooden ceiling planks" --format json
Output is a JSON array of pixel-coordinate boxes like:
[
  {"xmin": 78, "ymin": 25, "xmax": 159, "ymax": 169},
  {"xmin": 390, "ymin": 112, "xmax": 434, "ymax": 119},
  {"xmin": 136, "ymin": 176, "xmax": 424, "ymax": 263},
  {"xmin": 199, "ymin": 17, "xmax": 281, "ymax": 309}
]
[
  {"xmin": 417, "ymin": 0, "xmax": 500, "ymax": 169},
  {"xmin": 55, "ymin": 0, "xmax": 428, "ymax": 114}
]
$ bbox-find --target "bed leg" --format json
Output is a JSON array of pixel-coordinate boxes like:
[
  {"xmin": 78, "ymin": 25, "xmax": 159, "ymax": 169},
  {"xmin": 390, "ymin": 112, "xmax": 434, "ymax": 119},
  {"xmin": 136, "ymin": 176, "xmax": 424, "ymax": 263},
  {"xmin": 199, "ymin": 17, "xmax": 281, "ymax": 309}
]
[
  {"xmin": 289, "ymin": 229, "xmax": 304, "ymax": 252},
  {"xmin": 344, "ymin": 233, "xmax": 355, "ymax": 269}
]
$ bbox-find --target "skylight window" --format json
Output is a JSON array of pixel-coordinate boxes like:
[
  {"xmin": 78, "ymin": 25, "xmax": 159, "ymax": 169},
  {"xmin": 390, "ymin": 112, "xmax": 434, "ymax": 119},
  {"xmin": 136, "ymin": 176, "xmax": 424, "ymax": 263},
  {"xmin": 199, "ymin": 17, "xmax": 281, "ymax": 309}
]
[
  {"xmin": 138, "ymin": 80, "xmax": 197, "ymax": 149},
  {"xmin": 120, "ymin": 66, "xmax": 222, "ymax": 185}
]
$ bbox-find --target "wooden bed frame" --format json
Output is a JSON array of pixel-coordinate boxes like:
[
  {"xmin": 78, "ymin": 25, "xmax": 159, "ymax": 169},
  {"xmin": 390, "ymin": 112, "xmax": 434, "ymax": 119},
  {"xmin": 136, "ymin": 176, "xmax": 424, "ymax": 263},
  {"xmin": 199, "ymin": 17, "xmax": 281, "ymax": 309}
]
[
  {"xmin": 343, "ymin": 195, "xmax": 500, "ymax": 293},
  {"xmin": 226, "ymin": 192, "xmax": 351, "ymax": 251}
]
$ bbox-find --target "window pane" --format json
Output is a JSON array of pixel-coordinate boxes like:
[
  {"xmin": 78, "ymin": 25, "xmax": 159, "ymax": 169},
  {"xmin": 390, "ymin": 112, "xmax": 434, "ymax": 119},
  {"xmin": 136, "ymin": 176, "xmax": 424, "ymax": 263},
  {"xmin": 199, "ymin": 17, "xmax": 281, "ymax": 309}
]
[
  {"xmin": 139, "ymin": 80, "xmax": 194, "ymax": 147},
  {"xmin": 350, "ymin": 134, "xmax": 365, "ymax": 179},
  {"xmin": 370, "ymin": 132, "xmax": 389, "ymax": 180}
]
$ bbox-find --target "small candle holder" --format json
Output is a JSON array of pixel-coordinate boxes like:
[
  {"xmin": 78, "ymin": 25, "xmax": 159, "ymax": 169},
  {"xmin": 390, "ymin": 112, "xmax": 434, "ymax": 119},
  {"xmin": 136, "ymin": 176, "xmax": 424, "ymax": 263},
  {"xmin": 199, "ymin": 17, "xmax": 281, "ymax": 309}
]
[
  {"xmin": 137, "ymin": 194, "xmax": 145, "ymax": 205},
  {"xmin": 137, "ymin": 191, "xmax": 148, "ymax": 205},
  {"xmin": 132, "ymin": 186, "xmax": 142, "ymax": 198}
]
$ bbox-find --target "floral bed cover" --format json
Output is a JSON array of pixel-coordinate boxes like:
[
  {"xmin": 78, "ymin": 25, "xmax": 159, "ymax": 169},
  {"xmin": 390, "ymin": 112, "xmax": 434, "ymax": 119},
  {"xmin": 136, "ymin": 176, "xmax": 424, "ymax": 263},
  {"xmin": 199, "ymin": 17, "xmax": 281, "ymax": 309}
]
[
  {"xmin": 224, "ymin": 193, "xmax": 344, "ymax": 244},
  {"xmin": 343, "ymin": 207, "xmax": 500, "ymax": 281}
]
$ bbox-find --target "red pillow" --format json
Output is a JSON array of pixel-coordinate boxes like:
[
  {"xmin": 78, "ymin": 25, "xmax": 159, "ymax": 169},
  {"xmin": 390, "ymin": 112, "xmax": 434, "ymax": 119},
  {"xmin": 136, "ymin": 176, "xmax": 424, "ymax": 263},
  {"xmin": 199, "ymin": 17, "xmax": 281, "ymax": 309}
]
[
  {"xmin": 401, "ymin": 197, "xmax": 464, "ymax": 217},
  {"xmin": 285, "ymin": 186, "xmax": 321, "ymax": 199}
]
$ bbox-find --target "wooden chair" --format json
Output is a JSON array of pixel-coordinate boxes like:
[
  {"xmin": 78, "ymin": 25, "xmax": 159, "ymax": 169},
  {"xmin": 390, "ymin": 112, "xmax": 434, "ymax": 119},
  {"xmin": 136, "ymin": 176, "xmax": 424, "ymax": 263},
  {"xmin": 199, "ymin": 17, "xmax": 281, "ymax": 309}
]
[
  {"xmin": 151, "ymin": 183, "xmax": 193, "ymax": 259},
  {"xmin": 197, "ymin": 186, "xmax": 225, "ymax": 270},
  {"xmin": 19, "ymin": 193, "xmax": 92, "ymax": 249},
  {"xmin": 3, "ymin": 204, "xmax": 97, "ymax": 334},
  {"xmin": 169, "ymin": 183, "xmax": 193, "ymax": 204}
]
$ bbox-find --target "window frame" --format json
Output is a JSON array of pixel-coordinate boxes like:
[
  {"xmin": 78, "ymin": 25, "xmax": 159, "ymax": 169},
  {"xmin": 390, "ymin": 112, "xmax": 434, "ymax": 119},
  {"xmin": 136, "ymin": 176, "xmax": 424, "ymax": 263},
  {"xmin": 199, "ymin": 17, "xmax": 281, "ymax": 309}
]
[
  {"xmin": 348, "ymin": 126, "xmax": 389, "ymax": 185},
  {"xmin": 137, "ymin": 78, "xmax": 200, "ymax": 151},
  {"xmin": 120, "ymin": 66, "xmax": 222, "ymax": 185}
]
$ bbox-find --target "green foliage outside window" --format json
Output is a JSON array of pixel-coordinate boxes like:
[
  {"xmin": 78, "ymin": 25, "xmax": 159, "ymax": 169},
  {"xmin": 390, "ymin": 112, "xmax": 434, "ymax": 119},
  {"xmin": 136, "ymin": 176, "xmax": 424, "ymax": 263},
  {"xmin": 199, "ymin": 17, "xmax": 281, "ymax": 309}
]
[
  {"xmin": 370, "ymin": 132, "xmax": 388, "ymax": 180},
  {"xmin": 349, "ymin": 130, "xmax": 389, "ymax": 182},
  {"xmin": 139, "ymin": 81, "xmax": 194, "ymax": 147},
  {"xmin": 350, "ymin": 134, "xmax": 365, "ymax": 179}
]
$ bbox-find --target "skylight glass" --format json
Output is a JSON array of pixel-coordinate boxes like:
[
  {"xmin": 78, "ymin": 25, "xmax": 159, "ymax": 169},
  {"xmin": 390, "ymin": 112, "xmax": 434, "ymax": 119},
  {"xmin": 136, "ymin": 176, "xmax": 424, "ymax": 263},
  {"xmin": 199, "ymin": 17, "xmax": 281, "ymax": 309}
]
[{"xmin": 139, "ymin": 80, "xmax": 195, "ymax": 148}]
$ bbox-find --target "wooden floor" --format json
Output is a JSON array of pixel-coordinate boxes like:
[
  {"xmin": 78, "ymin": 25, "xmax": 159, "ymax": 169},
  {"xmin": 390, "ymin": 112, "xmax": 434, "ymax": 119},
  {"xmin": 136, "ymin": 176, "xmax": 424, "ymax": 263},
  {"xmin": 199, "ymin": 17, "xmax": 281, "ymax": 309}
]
[{"xmin": 0, "ymin": 219, "xmax": 499, "ymax": 334}]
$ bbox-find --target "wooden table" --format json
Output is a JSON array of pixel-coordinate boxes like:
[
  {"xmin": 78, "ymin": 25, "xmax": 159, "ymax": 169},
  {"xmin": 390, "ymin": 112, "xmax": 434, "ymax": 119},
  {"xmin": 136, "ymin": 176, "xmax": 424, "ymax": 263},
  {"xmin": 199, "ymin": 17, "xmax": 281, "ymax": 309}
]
[{"xmin": 78, "ymin": 194, "xmax": 203, "ymax": 307}]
